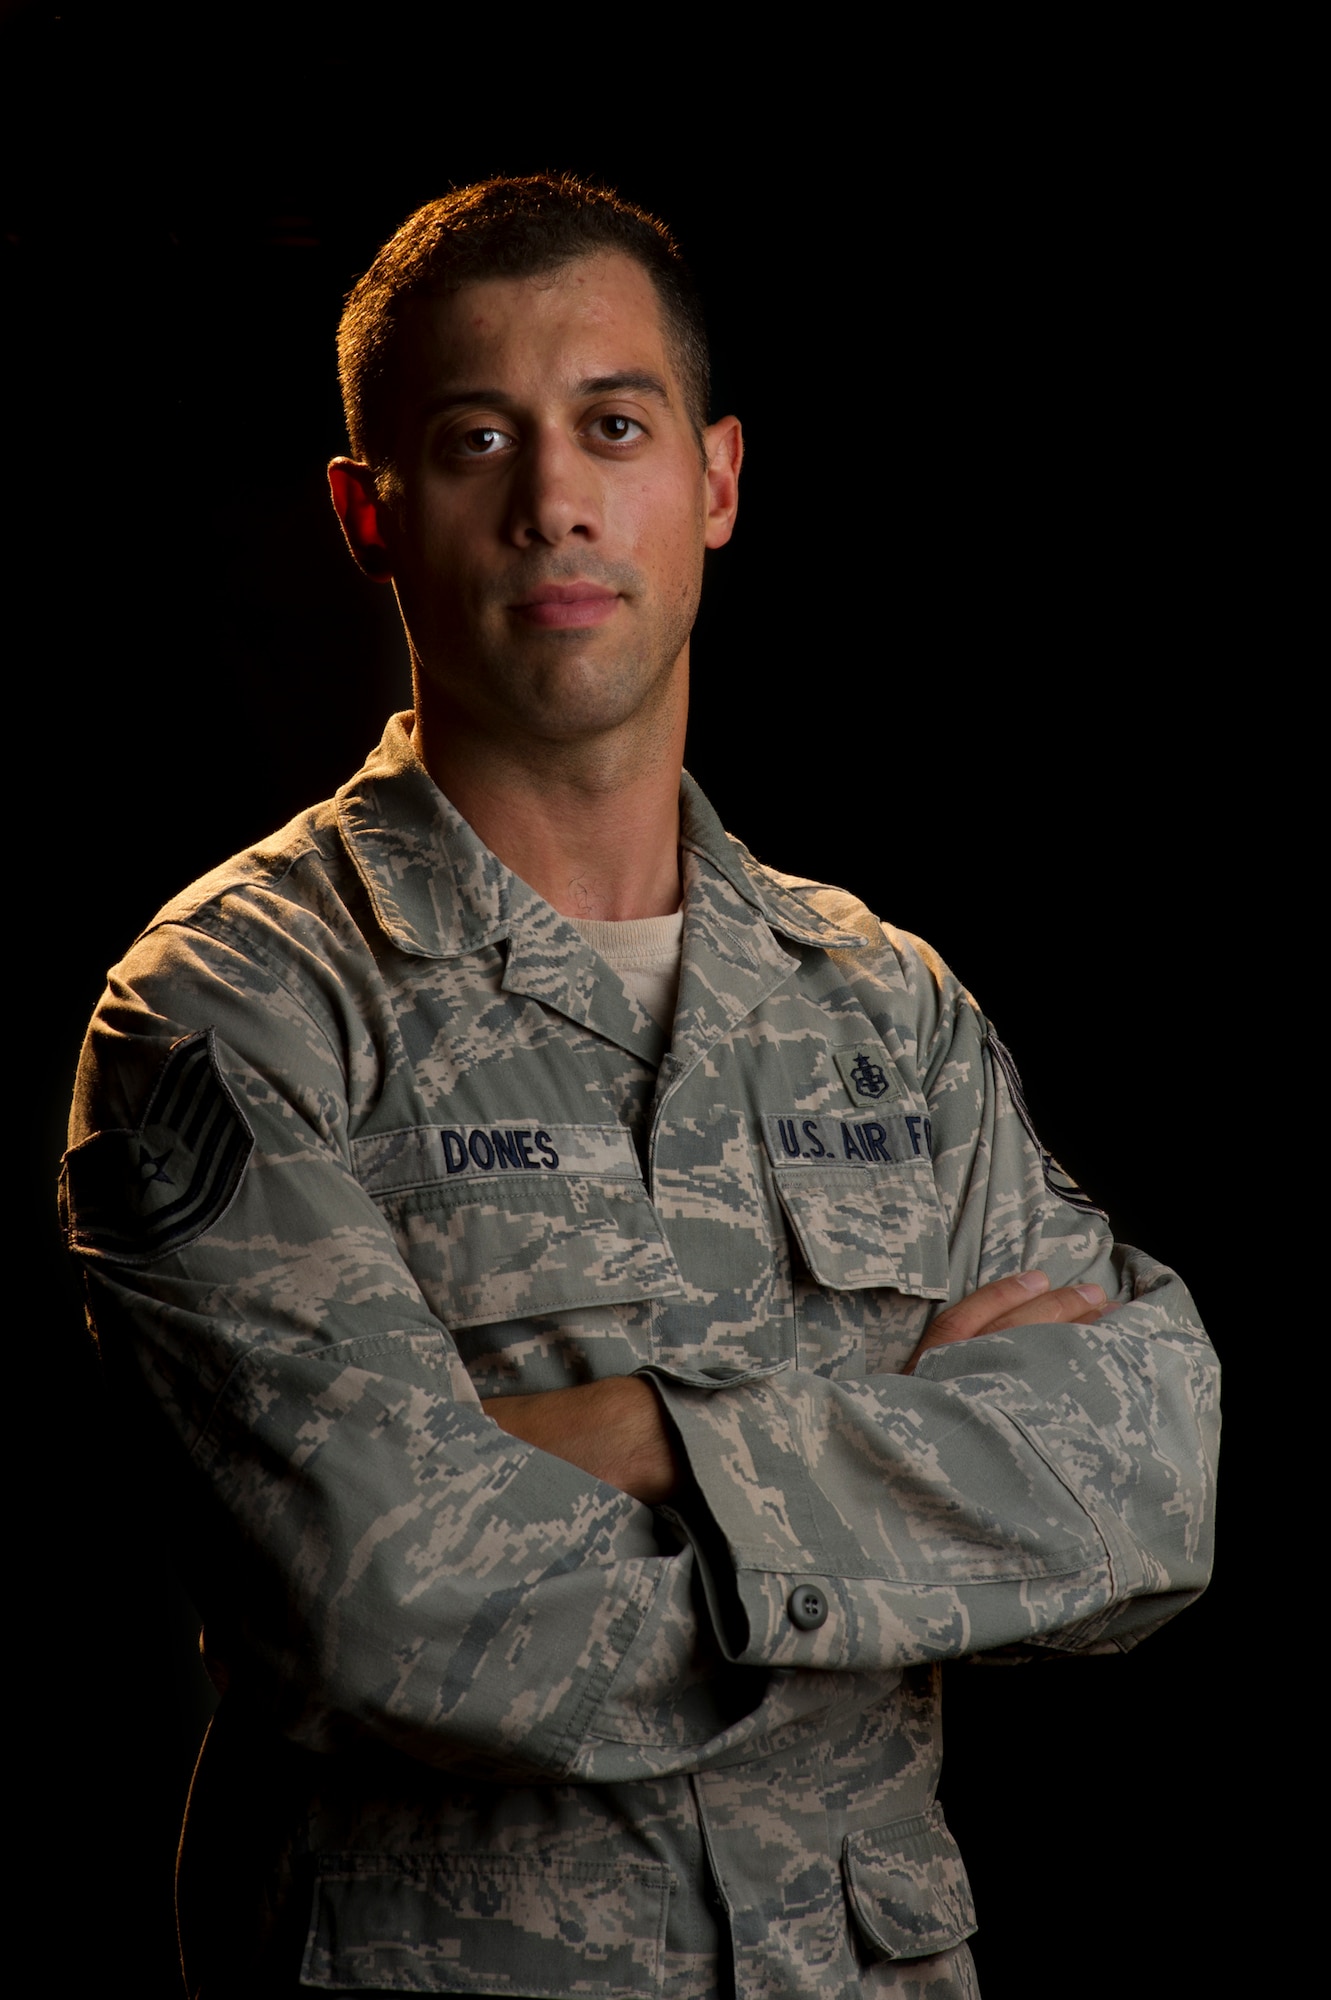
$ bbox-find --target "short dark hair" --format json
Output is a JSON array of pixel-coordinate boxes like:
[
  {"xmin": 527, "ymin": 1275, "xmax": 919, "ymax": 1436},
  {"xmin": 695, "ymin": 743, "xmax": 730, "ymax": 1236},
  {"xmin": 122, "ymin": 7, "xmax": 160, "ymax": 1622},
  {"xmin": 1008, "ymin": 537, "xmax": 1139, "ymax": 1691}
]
[{"xmin": 337, "ymin": 174, "xmax": 711, "ymax": 474}]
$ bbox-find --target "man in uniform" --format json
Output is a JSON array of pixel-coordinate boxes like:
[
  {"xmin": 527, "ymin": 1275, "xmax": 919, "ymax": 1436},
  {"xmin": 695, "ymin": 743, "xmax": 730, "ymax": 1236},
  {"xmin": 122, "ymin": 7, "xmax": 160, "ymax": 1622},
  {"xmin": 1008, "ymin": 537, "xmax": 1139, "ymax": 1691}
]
[{"xmin": 61, "ymin": 177, "xmax": 1219, "ymax": 1998}]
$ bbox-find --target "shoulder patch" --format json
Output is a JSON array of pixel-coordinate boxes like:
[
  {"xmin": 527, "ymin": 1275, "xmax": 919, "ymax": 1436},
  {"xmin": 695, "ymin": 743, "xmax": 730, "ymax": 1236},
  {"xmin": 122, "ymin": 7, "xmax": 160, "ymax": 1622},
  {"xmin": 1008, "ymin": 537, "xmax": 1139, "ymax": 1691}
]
[
  {"xmin": 60, "ymin": 1029, "xmax": 254, "ymax": 1265},
  {"xmin": 986, "ymin": 1028, "xmax": 1105, "ymax": 1217}
]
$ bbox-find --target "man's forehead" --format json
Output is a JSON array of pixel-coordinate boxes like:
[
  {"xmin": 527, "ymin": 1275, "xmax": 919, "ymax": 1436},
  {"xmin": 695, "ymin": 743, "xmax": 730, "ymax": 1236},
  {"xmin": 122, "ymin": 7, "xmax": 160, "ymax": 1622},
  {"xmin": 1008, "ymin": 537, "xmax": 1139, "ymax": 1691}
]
[{"xmin": 400, "ymin": 252, "xmax": 676, "ymax": 400}]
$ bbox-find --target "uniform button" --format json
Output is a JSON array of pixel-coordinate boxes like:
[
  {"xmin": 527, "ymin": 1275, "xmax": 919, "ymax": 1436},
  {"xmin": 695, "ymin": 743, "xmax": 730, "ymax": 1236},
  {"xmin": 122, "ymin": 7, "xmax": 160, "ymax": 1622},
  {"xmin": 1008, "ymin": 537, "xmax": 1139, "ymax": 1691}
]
[{"xmin": 788, "ymin": 1584, "xmax": 828, "ymax": 1630}]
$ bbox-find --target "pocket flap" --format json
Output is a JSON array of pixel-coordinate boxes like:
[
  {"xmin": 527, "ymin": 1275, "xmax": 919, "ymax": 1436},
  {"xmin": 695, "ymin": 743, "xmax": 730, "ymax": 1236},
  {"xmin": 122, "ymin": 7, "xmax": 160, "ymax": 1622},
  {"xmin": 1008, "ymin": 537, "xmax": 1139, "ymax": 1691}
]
[
  {"xmin": 774, "ymin": 1167, "xmax": 949, "ymax": 1298},
  {"xmin": 841, "ymin": 1805, "xmax": 977, "ymax": 1960},
  {"xmin": 304, "ymin": 1851, "xmax": 672, "ymax": 1994},
  {"xmin": 355, "ymin": 1124, "xmax": 685, "ymax": 1329}
]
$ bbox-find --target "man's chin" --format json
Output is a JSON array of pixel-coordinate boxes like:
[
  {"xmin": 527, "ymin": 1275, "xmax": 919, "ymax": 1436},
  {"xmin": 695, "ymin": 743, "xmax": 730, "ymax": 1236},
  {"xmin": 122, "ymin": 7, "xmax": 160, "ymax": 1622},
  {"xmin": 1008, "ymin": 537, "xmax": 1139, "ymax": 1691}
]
[
  {"xmin": 505, "ymin": 686, "xmax": 676, "ymax": 747},
  {"xmin": 416, "ymin": 618, "xmax": 691, "ymax": 747}
]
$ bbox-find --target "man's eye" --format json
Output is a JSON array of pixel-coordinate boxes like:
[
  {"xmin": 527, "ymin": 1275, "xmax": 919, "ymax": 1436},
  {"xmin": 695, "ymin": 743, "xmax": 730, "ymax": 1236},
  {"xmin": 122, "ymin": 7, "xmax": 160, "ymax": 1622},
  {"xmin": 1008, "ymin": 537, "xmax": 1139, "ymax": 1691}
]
[
  {"xmin": 592, "ymin": 415, "xmax": 644, "ymax": 443},
  {"xmin": 455, "ymin": 427, "xmax": 512, "ymax": 456}
]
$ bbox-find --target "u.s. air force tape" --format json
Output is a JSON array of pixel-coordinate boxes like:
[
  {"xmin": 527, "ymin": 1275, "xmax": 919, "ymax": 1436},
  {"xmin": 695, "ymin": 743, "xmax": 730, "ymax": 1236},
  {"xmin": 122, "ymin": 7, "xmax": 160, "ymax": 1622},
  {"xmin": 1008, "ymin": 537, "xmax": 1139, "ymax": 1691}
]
[
  {"xmin": 60, "ymin": 1028, "xmax": 254, "ymax": 1264},
  {"xmin": 761, "ymin": 1111, "xmax": 932, "ymax": 1168},
  {"xmin": 351, "ymin": 1123, "xmax": 641, "ymax": 1198}
]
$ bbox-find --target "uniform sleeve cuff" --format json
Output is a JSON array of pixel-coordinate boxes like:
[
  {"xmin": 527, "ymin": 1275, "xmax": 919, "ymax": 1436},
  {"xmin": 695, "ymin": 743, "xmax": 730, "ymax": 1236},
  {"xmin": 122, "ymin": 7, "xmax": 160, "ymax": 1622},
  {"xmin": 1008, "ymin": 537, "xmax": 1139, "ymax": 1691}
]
[{"xmin": 639, "ymin": 1364, "xmax": 856, "ymax": 1668}]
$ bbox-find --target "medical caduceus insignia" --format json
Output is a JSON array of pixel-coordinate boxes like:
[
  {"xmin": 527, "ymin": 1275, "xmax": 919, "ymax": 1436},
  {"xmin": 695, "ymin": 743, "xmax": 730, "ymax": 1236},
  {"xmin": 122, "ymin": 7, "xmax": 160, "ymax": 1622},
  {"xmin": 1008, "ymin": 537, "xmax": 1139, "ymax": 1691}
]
[
  {"xmin": 833, "ymin": 1046, "xmax": 901, "ymax": 1105},
  {"xmin": 849, "ymin": 1052, "xmax": 889, "ymax": 1098}
]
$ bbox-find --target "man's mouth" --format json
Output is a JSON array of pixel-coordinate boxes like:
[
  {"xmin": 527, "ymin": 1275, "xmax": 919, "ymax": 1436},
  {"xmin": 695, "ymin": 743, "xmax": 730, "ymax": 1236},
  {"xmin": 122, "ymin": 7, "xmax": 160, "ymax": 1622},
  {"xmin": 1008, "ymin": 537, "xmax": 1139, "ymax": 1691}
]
[{"xmin": 510, "ymin": 583, "xmax": 622, "ymax": 630}]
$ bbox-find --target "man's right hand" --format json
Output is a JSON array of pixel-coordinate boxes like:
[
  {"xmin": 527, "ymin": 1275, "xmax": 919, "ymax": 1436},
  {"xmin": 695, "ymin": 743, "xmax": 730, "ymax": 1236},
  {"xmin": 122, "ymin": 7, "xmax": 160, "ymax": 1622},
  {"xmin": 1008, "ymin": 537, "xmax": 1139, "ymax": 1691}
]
[
  {"xmin": 481, "ymin": 1376, "xmax": 680, "ymax": 1505},
  {"xmin": 902, "ymin": 1268, "xmax": 1106, "ymax": 1376}
]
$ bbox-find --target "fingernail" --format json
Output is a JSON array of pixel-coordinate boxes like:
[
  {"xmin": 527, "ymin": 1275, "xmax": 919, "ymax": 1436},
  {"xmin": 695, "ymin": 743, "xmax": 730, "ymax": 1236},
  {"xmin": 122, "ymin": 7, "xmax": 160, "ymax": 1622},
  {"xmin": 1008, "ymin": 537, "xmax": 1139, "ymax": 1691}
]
[
  {"xmin": 1073, "ymin": 1283, "xmax": 1106, "ymax": 1304},
  {"xmin": 1014, "ymin": 1270, "xmax": 1049, "ymax": 1293}
]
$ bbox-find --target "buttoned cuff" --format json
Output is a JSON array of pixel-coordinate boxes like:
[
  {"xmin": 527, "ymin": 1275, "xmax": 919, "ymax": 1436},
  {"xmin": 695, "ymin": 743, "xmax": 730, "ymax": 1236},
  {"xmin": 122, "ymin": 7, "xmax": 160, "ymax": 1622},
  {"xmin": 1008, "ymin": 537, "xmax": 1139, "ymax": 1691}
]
[
  {"xmin": 638, "ymin": 1361, "xmax": 860, "ymax": 1668},
  {"xmin": 637, "ymin": 1361, "xmax": 1115, "ymax": 1674}
]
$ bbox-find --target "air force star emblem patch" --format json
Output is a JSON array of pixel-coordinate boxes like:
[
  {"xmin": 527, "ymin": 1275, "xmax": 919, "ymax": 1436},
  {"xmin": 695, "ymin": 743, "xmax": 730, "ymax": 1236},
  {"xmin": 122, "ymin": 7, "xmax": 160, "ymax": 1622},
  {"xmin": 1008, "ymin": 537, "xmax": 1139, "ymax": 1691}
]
[{"xmin": 60, "ymin": 1028, "xmax": 254, "ymax": 1265}]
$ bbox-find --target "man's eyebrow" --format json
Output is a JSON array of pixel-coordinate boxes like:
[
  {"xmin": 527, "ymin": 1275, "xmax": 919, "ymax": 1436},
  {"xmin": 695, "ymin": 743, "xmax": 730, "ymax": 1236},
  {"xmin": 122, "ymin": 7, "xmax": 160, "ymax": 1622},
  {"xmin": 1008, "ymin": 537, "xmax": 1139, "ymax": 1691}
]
[
  {"xmin": 576, "ymin": 371, "xmax": 673, "ymax": 404},
  {"xmin": 420, "ymin": 388, "xmax": 516, "ymax": 419},
  {"xmin": 419, "ymin": 372, "xmax": 673, "ymax": 421}
]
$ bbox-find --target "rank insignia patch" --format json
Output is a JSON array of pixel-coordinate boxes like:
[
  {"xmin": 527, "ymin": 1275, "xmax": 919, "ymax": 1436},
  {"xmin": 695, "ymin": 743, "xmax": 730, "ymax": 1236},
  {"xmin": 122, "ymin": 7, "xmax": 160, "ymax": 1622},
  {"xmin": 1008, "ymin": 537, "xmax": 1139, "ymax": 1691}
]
[
  {"xmin": 60, "ymin": 1029, "xmax": 254, "ymax": 1264},
  {"xmin": 986, "ymin": 1028, "xmax": 1105, "ymax": 1217},
  {"xmin": 834, "ymin": 1046, "xmax": 902, "ymax": 1105}
]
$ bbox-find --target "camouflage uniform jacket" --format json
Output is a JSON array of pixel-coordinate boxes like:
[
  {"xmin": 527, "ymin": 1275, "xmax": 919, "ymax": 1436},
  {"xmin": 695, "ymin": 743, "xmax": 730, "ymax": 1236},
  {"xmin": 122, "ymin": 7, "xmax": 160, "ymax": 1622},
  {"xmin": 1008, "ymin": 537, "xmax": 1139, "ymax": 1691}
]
[{"xmin": 62, "ymin": 715, "xmax": 1219, "ymax": 1999}]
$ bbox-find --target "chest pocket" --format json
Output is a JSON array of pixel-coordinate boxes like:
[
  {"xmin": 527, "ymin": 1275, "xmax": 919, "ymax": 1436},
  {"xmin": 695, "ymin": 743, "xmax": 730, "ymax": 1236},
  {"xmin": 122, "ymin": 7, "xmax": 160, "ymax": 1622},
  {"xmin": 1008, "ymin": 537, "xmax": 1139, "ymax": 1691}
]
[
  {"xmin": 351, "ymin": 1122, "xmax": 683, "ymax": 1329},
  {"xmin": 775, "ymin": 1165, "xmax": 949, "ymax": 1297},
  {"xmin": 762, "ymin": 1115, "xmax": 949, "ymax": 1299}
]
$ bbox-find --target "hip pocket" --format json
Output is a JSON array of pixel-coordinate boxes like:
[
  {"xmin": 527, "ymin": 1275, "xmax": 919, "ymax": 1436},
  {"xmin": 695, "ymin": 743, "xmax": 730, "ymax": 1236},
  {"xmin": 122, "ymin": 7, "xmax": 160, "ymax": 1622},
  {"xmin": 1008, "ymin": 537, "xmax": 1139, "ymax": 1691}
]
[
  {"xmin": 304, "ymin": 1851, "xmax": 673, "ymax": 1994},
  {"xmin": 841, "ymin": 1804, "xmax": 977, "ymax": 1961}
]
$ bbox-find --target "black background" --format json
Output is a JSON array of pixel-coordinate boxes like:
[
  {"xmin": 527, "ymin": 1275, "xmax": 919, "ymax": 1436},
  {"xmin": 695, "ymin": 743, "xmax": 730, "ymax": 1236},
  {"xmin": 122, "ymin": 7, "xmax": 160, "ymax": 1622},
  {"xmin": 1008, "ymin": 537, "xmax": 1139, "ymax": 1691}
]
[{"xmin": 9, "ymin": 9, "xmax": 1275, "ymax": 1995}]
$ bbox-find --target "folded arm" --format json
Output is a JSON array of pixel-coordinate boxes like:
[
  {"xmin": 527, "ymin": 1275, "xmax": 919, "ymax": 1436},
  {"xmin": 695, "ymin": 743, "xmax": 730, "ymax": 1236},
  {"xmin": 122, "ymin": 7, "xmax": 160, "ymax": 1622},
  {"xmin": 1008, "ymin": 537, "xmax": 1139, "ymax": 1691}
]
[
  {"xmin": 484, "ymin": 1267, "xmax": 1108, "ymax": 1501},
  {"xmin": 63, "ymin": 922, "xmax": 875, "ymax": 1787},
  {"xmin": 632, "ymin": 971, "xmax": 1219, "ymax": 1674}
]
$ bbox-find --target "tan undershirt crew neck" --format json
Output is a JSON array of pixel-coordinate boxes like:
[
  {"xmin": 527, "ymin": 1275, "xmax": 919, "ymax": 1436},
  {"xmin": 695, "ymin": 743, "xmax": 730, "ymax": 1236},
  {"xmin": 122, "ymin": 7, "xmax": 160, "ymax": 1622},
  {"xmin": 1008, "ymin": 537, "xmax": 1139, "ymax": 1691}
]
[{"xmin": 571, "ymin": 911, "xmax": 684, "ymax": 1034}]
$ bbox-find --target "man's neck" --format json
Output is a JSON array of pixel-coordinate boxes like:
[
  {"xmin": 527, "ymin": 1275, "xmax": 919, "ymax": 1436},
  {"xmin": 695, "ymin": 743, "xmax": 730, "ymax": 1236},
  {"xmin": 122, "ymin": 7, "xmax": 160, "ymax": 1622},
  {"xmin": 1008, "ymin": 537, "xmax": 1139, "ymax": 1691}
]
[{"xmin": 410, "ymin": 703, "xmax": 685, "ymax": 922}]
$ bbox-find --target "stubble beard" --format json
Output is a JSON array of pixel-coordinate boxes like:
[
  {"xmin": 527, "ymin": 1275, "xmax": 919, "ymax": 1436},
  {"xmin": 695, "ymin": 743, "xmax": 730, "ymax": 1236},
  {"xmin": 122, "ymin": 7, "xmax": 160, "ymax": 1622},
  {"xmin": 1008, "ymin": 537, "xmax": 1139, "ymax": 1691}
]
[{"xmin": 430, "ymin": 555, "xmax": 700, "ymax": 753}]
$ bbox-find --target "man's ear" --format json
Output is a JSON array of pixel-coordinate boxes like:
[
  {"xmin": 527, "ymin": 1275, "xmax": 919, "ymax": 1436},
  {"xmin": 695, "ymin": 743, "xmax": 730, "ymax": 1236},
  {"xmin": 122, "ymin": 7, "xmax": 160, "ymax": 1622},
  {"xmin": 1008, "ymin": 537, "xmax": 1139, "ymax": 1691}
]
[
  {"xmin": 702, "ymin": 416, "xmax": 743, "ymax": 551},
  {"xmin": 328, "ymin": 459, "xmax": 395, "ymax": 581}
]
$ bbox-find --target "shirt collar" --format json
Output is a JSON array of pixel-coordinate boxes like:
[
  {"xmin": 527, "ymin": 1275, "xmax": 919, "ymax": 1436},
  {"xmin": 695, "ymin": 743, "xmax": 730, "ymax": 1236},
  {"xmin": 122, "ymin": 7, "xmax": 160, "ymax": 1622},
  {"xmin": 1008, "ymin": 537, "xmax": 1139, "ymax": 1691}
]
[{"xmin": 336, "ymin": 712, "xmax": 874, "ymax": 961}]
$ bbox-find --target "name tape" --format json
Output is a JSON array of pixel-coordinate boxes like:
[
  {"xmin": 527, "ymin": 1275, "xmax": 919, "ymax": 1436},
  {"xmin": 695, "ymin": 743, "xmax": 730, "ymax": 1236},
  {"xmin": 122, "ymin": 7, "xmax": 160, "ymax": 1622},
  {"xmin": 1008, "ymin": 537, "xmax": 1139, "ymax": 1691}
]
[{"xmin": 353, "ymin": 1122, "xmax": 640, "ymax": 1196}]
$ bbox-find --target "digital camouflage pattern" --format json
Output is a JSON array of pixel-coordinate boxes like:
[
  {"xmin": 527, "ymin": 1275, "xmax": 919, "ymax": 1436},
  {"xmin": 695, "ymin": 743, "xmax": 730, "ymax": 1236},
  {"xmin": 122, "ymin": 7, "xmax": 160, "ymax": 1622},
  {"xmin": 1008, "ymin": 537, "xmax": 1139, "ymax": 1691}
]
[{"xmin": 62, "ymin": 715, "xmax": 1219, "ymax": 1997}]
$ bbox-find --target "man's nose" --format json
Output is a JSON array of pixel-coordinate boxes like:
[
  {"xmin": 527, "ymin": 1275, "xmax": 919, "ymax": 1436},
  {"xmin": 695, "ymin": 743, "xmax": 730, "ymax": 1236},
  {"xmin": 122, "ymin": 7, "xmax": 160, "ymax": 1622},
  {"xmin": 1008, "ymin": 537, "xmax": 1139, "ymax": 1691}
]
[{"xmin": 503, "ymin": 426, "xmax": 602, "ymax": 547}]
